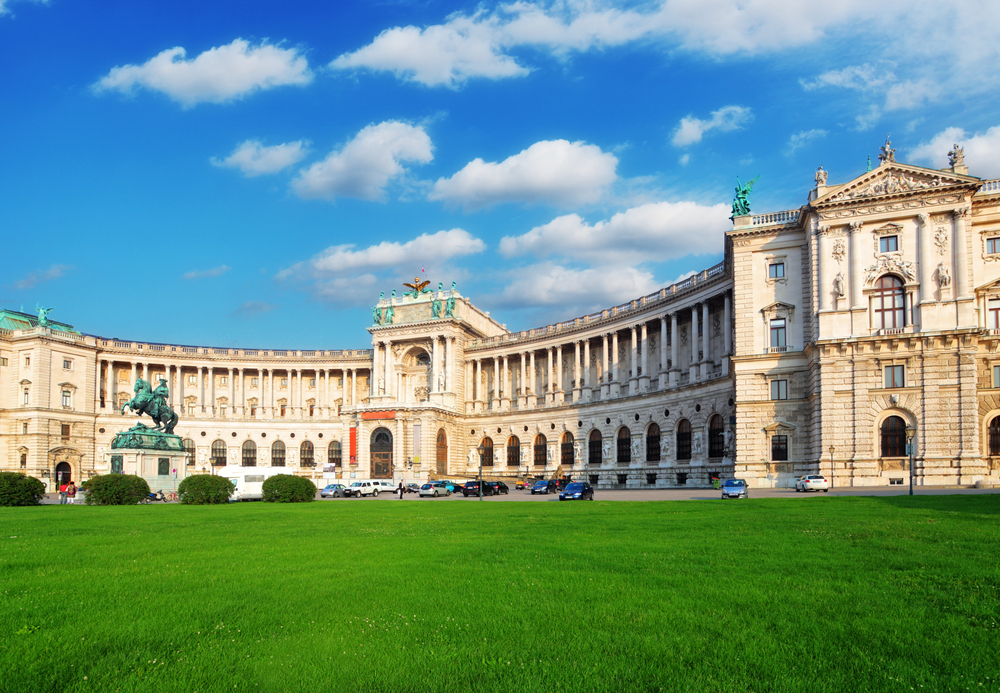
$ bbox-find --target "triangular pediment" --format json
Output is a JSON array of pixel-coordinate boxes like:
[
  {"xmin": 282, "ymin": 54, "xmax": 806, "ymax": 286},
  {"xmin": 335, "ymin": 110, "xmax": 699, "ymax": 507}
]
[
  {"xmin": 814, "ymin": 161, "xmax": 980, "ymax": 206},
  {"xmin": 763, "ymin": 420, "xmax": 796, "ymax": 433},
  {"xmin": 760, "ymin": 301, "xmax": 795, "ymax": 313}
]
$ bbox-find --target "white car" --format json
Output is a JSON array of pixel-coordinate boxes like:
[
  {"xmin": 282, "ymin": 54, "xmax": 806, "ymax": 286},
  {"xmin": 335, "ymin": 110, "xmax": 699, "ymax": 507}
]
[
  {"xmin": 346, "ymin": 481, "xmax": 381, "ymax": 497},
  {"xmin": 795, "ymin": 475, "xmax": 830, "ymax": 492},
  {"xmin": 418, "ymin": 482, "xmax": 451, "ymax": 498}
]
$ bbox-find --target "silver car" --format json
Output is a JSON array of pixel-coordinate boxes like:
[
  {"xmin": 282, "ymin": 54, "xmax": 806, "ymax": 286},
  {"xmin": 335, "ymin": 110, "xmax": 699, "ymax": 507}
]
[{"xmin": 721, "ymin": 478, "xmax": 749, "ymax": 499}]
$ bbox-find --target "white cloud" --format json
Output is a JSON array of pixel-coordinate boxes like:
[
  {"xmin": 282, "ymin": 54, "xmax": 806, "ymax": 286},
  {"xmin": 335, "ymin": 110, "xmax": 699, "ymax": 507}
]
[
  {"xmin": 182, "ymin": 265, "xmax": 231, "ymax": 280},
  {"xmin": 211, "ymin": 140, "xmax": 307, "ymax": 177},
  {"xmin": 672, "ymin": 106, "xmax": 752, "ymax": 147},
  {"xmin": 499, "ymin": 200, "xmax": 731, "ymax": 267},
  {"xmin": 13, "ymin": 264, "xmax": 71, "ymax": 290},
  {"xmin": 497, "ymin": 262, "xmax": 659, "ymax": 311},
  {"xmin": 787, "ymin": 129, "xmax": 827, "ymax": 155},
  {"xmin": 678, "ymin": 154, "xmax": 690, "ymax": 166},
  {"xmin": 291, "ymin": 121, "xmax": 433, "ymax": 201},
  {"xmin": 910, "ymin": 125, "xmax": 1000, "ymax": 178},
  {"xmin": 429, "ymin": 139, "xmax": 617, "ymax": 210},
  {"xmin": 278, "ymin": 229, "xmax": 486, "ymax": 306},
  {"xmin": 1, "ymin": 0, "xmax": 47, "ymax": 17},
  {"xmin": 93, "ymin": 39, "xmax": 312, "ymax": 107},
  {"xmin": 801, "ymin": 63, "xmax": 896, "ymax": 92}
]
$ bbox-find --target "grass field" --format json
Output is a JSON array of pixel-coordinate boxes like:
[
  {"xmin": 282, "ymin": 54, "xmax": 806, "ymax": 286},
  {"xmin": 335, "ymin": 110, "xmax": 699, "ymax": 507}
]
[{"xmin": 2, "ymin": 495, "xmax": 999, "ymax": 693}]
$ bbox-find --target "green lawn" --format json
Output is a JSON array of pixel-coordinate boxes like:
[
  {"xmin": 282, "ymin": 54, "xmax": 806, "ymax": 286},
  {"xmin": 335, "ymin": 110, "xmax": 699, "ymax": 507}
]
[{"xmin": 2, "ymin": 496, "xmax": 998, "ymax": 692}]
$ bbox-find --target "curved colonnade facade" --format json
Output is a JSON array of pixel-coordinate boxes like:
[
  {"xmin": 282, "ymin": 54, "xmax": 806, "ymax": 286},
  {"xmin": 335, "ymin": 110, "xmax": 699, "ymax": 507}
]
[{"xmin": 4, "ymin": 154, "xmax": 1000, "ymax": 490}]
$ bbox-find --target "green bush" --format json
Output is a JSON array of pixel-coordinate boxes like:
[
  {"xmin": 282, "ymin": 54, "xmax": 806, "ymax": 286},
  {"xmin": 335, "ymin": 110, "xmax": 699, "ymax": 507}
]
[
  {"xmin": 262, "ymin": 474, "xmax": 316, "ymax": 503},
  {"xmin": 83, "ymin": 474, "xmax": 150, "ymax": 506},
  {"xmin": 177, "ymin": 474, "xmax": 234, "ymax": 505},
  {"xmin": 0, "ymin": 472, "xmax": 46, "ymax": 506}
]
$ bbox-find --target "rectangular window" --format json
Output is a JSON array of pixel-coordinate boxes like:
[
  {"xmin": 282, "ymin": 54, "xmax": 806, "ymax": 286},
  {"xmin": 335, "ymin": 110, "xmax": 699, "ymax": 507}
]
[
  {"xmin": 62, "ymin": 359, "xmax": 72, "ymax": 369},
  {"xmin": 250, "ymin": 405, "xmax": 257, "ymax": 417},
  {"xmin": 771, "ymin": 380, "xmax": 788, "ymax": 400},
  {"xmin": 251, "ymin": 377, "xmax": 259, "ymax": 386},
  {"xmin": 994, "ymin": 365, "xmax": 1000, "ymax": 389},
  {"xmin": 24, "ymin": 357, "xmax": 30, "ymax": 367},
  {"xmin": 309, "ymin": 378, "xmax": 316, "ymax": 387},
  {"xmin": 1, "ymin": 357, "xmax": 7, "ymax": 366},
  {"xmin": 61, "ymin": 424, "xmax": 70, "ymax": 440},
  {"xmin": 770, "ymin": 319, "xmax": 786, "ymax": 348},
  {"xmin": 220, "ymin": 406, "xmax": 227, "ymax": 417},
  {"xmin": 188, "ymin": 375, "xmax": 196, "ymax": 384},
  {"xmin": 280, "ymin": 404, "xmax": 287, "ymax": 417},
  {"xmin": 23, "ymin": 389, "xmax": 29, "ymax": 405},
  {"xmin": 220, "ymin": 376, "xmax": 228, "ymax": 385},
  {"xmin": 337, "ymin": 377, "xmax": 344, "ymax": 387},
  {"xmin": 281, "ymin": 378, "xmax": 288, "ymax": 387},
  {"xmin": 990, "ymin": 299, "xmax": 1000, "ymax": 330},
  {"xmin": 309, "ymin": 405, "xmax": 315, "ymax": 416},
  {"xmin": 988, "ymin": 238, "xmax": 1000, "ymax": 255},
  {"xmin": 62, "ymin": 390, "xmax": 71, "ymax": 407},
  {"xmin": 879, "ymin": 236, "xmax": 899, "ymax": 253},
  {"xmin": 22, "ymin": 422, "xmax": 28, "ymax": 434},
  {"xmin": 771, "ymin": 435, "xmax": 788, "ymax": 461},
  {"xmin": 885, "ymin": 365, "xmax": 905, "ymax": 389},
  {"xmin": 676, "ymin": 472, "xmax": 688, "ymax": 486},
  {"xmin": 768, "ymin": 262, "xmax": 785, "ymax": 279}
]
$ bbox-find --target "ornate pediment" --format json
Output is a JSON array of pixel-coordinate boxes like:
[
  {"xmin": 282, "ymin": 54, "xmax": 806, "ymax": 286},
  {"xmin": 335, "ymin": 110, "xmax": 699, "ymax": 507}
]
[
  {"xmin": 813, "ymin": 162, "xmax": 979, "ymax": 207},
  {"xmin": 763, "ymin": 421, "xmax": 796, "ymax": 433}
]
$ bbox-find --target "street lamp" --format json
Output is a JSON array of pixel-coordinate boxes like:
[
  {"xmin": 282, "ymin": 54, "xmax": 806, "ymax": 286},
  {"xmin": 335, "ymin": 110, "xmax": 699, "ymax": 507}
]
[
  {"xmin": 828, "ymin": 445, "xmax": 835, "ymax": 490},
  {"xmin": 904, "ymin": 423, "xmax": 916, "ymax": 496},
  {"xmin": 476, "ymin": 442, "xmax": 485, "ymax": 501}
]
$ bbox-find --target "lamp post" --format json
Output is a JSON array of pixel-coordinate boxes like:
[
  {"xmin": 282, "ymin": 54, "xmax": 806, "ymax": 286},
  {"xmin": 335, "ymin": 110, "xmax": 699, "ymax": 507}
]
[
  {"xmin": 828, "ymin": 445, "xmax": 835, "ymax": 490},
  {"xmin": 905, "ymin": 423, "xmax": 916, "ymax": 496},
  {"xmin": 476, "ymin": 442, "xmax": 485, "ymax": 501}
]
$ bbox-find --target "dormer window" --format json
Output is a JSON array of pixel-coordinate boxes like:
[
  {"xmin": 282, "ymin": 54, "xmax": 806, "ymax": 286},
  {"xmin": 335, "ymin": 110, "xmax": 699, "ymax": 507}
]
[
  {"xmin": 768, "ymin": 262, "xmax": 785, "ymax": 279},
  {"xmin": 879, "ymin": 236, "xmax": 899, "ymax": 253}
]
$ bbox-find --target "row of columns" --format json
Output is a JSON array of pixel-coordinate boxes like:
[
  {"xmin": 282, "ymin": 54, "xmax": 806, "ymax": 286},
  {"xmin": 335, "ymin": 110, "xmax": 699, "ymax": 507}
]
[
  {"xmin": 371, "ymin": 335, "xmax": 457, "ymax": 400},
  {"xmin": 465, "ymin": 294, "xmax": 731, "ymax": 412},
  {"xmin": 96, "ymin": 361, "xmax": 368, "ymax": 419}
]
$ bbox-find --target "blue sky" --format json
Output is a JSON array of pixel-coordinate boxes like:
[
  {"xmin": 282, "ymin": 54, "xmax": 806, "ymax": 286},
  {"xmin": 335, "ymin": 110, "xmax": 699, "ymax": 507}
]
[{"xmin": 3, "ymin": 0, "xmax": 999, "ymax": 349}]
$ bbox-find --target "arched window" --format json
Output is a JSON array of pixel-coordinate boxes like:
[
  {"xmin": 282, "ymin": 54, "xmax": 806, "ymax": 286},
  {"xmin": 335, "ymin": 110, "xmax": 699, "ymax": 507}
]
[
  {"xmin": 588, "ymin": 430, "xmax": 602, "ymax": 465},
  {"xmin": 328, "ymin": 441, "xmax": 342, "ymax": 468},
  {"xmin": 300, "ymin": 441, "xmax": 314, "ymax": 467},
  {"xmin": 241, "ymin": 440, "xmax": 257, "ymax": 467},
  {"xmin": 708, "ymin": 415, "xmax": 725, "ymax": 458},
  {"xmin": 880, "ymin": 416, "xmax": 907, "ymax": 457},
  {"xmin": 436, "ymin": 429, "xmax": 448, "ymax": 474},
  {"xmin": 481, "ymin": 437, "xmax": 494, "ymax": 467},
  {"xmin": 534, "ymin": 434, "xmax": 547, "ymax": 467},
  {"xmin": 370, "ymin": 428, "xmax": 393, "ymax": 479},
  {"xmin": 617, "ymin": 427, "xmax": 631, "ymax": 465},
  {"xmin": 677, "ymin": 420, "xmax": 692, "ymax": 460},
  {"xmin": 646, "ymin": 423, "xmax": 660, "ymax": 462},
  {"xmin": 271, "ymin": 440, "xmax": 286, "ymax": 467},
  {"xmin": 507, "ymin": 436, "xmax": 521, "ymax": 467},
  {"xmin": 182, "ymin": 437, "xmax": 195, "ymax": 467},
  {"xmin": 990, "ymin": 417, "xmax": 1000, "ymax": 456},
  {"xmin": 872, "ymin": 275, "xmax": 905, "ymax": 329},
  {"xmin": 211, "ymin": 440, "xmax": 227, "ymax": 466},
  {"xmin": 561, "ymin": 432, "xmax": 574, "ymax": 466}
]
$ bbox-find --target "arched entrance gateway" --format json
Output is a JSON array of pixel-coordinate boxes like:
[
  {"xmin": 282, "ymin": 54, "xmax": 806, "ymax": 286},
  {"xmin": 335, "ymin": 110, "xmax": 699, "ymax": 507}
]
[
  {"xmin": 55, "ymin": 461, "xmax": 72, "ymax": 486},
  {"xmin": 436, "ymin": 429, "xmax": 448, "ymax": 474},
  {"xmin": 370, "ymin": 428, "xmax": 393, "ymax": 478}
]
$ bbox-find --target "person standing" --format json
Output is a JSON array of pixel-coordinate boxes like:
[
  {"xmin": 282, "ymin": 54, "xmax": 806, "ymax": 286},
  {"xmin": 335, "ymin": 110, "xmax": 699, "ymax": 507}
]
[
  {"xmin": 66, "ymin": 482, "xmax": 77, "ymax": 505},
  {"xmin": 58, "ymin": 481, "xmax": 68, "ymax": 504},
  {"xmin": 396, "ymin": 482, "xmax": 404, "ymax": 499}
]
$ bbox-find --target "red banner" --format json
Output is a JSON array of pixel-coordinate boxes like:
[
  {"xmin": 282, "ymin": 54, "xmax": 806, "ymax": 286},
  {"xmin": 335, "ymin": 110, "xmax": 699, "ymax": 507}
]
[{"xmin": 361, "ymin": 410, "xmax": 396, "ymax": 420}]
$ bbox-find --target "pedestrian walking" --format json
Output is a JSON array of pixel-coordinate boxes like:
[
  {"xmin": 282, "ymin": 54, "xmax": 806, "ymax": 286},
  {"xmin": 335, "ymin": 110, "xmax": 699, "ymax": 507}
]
[
  {"xmin": 59, "ymin": 481, "xmax": 68, "ymax": 504},
  {"xmin": 67, "ymin": 481, "xmax": 77, "ymax": 504},
  {"xmin": 396, "ymin": 482, "xmax": 404, "ymax": 499}
]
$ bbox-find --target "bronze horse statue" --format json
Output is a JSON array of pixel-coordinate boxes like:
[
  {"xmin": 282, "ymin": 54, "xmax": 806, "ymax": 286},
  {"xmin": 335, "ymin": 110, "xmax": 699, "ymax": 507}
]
[{"xmin": 121, "ymin": 378, "xmax": 179, "ymax": 435}]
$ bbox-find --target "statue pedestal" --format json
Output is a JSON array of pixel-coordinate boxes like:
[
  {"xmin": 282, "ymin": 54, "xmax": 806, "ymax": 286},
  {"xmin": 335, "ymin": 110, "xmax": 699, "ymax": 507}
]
[{"xmin": 107, "ymin": 424, "xmax": 191, "ymax": 492}]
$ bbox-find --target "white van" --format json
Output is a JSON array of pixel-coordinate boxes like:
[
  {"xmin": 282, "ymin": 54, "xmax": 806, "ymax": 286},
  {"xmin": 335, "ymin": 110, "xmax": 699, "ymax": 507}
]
[
  {"xmin": 345, "ymin": 480, "xmax": 398, "ymax": 497},
  {"xmin": 220, "ymin": 468, "xmax": 297, "ymax": 501}
]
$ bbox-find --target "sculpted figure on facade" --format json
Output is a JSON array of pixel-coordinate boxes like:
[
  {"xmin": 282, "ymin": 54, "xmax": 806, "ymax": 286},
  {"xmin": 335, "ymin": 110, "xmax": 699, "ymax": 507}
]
[
  {"xmin": 948, "ymin": 143, "xmax": 964, "ymax": 167},
  {"xmin": 936, "ymin": 264, "xmax": 951, "ymax": 288},
  {"xmin": 878, "ymin": 136, "xmax": 896, "ymax": 164},
  {"xmin": 468, "ymin": 448, "xmax": 477, "ymax": 466},
  {"xmin": 36, "ymin": 304, "xmax": 53, "ymax": 327},
  {"xmin": 384, "ymin": 304, "xmax": 395, "ymax": 325},
  {"xmin": 432, "ymin": 299, "xmax": 442, "ymax": 318},
  {"xmin": 731, "ymin": 175, "xmax": 759, "ymax": 217},
  {"xmin": 815, "ymin": 166, "xmax": 827, "ymax": 186},
  {"xmin": 372, "ymin": 305, "xmax": 383, "ymax": 325},
  {"xmin": 660, "ymin": 435, "xmax": 669, "ymax": 457},
  {"xmin": 378, "ymin": 377, "xmax": 385, "ymax": 395},
  {"xmin": 834, "ymin": 272, "xmax": 846, "ymax": 298},
  {"xmin": 631, "ymin": 437, "xmax": 641, "ymax": 460},
  {"xmin": 602, "ymin": 440, "xmax": 612, "ymax": 460},
  {"xmin": 444, "ymin": 297, "xmax": 456, "ymax": 317},
  {"xmin": 437, "ymin": 371, "xmax": 445, "ymax": 392}
]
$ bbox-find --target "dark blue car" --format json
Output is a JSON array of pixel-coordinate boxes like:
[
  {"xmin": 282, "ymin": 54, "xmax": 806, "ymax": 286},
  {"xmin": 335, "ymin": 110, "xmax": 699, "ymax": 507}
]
[{"xmin": 559, "ymin": 482, "xmax": 594, "ymax": 501}]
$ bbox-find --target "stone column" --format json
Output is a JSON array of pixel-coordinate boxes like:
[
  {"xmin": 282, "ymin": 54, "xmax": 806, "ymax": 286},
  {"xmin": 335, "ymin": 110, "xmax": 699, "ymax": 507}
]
[
  {"xmin": 659, "ymin": 317, "xmax": 668, "ymax": 390},
  {"xmin": 583, "ymin": 339, "xmax": 591, "ymax": 401},
  {"xmin": 492, "ymin": 356, "xmax": 500, "ymax": 409},
  {"xmin": 640, "ymin": 323, "xmax": 650, "ymax": 392},
  {"xmin": 236, "ymin": 368, "xmax": 243, "ymax": 417},
  {"xmin": 701, "ymin": 303, "xmax": 711, "ymax": 379},
  {"xmin": 917, "ymin": 213, "xmax": 933, "ymax": 306},
  {"xmin": 954, "ymin": 206, "xmax": 971, "ymax": 300},
  {"xmin": 690, "ymin": 305, "xmax": 699, "ymax": 382},
  {"xmin": 556, "ymin": 345, "xmax": 564, "ymax": 404},
  {"xmin": 130, "ymin": 362, "xmax": 137, "ymax": 388},
  {"xmin": 475, "ymin": 359, "xmax": 483, "ymax": 410},
  {"xmin": 850, "ymin": 220, "xmax": 865, "ymax": 310},
  {"xmin": 629, "ymin": 326, "xmax": 638, "ymax": 392},
  {"xmin": 384, "ymin": 340, "xmax": 393, "ymax": 398},
  {"xmin": 529, "ymin": 351, "xmax": 537, "ymax": 408},
  {"xmin": 140, "ymin": 363, "xmax": 147, "ymax": 381},
  {"xmin": 431, "ymin": 336, "xmax": 439, "ymax": 393},
  {"xmin": 723, "ymin": 293, "xmax": 732, "ymax": 375},
  {"xmin": 347, "ymin": 369, "xmax": 354, "ymax": 407},
  {"xmin": 573, "ymin": 341, "xmax": 581, "ymax": 402},
  {"xmin": 670, "ymin": 312, "xmax": 679, "ymax": 388},
  {"xmin": 611, "ymin": 332, "xmax": 620, "ymax": 397},
  {"xmin": 447, "ymin": 337, "xmax": 456, "ymax": 392},
  {"xmin": 209, "ymin": 366, "xmax": 215, "ymax": 416},
  {"xmin": 176, "ymin": 365, "xmax": 183, "ymax": 413},
  {"xmin": 546, "ymin": 348, "xmax": 553, "ymax": 404},
  {"xmin": 519, "ymin": 353, "xmax": 527, "ymax": 407},
  {"xmin": 501, "ymin": 354, "xmax": 510, "ymax": 409},
  {"xmin": 371, "ymin": 344, "xmax": 380, "ymax": 398},
  {"xmin": 602, "ymin": 334, "xmax": 610, "ymax": 398},
  {"xmin": 197, "ymin": 366, "xmax": 205, "ymax": 415},
  {"xmin": 817, "ymin": 226, "xmax": 831, "ymax": 311}
]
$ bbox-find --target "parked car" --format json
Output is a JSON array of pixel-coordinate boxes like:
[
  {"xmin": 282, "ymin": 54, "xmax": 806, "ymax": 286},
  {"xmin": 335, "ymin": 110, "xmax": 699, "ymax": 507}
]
[
  {"xmin": 487, "ymin": 481, "xmax": 509, "ymax": 495},
  {"xmin": 419, "ymin": 482, "xmax": 451, "ymax": 497},
  {"xmin": 440, "ymin": 481, "xmax": 463, "ymax": 494},
  {"xmin": 344, "ymin": 481, "xmax": 382, "ymax": 497},
  {"xmin": 462, "ymin": 481, "xmax": 494, "ymax": 497},
  {"xmin": 531, "ymin": 480, "xmax": 557, "ymax": 495},
  {"xmin": 515, "ymin": 480, "xmax": 526, "ymax": 490},
  {"xmin": 559, "ymin": 482, "xmax": 594, "ymax": 501},
  {"xmin": 405, "ymin": 483, "xmax": 421, "ymax": 494},
  {"xmin": 795, "ymin": 475, "xmax": 830, "ymax": 492},
  {"xmin": 720, "ymin": 478, "xmax": 749, "ymax": 499},
  {"xmin": 320, "ymin": 484, "xmax": 347, "ymax": 498}
]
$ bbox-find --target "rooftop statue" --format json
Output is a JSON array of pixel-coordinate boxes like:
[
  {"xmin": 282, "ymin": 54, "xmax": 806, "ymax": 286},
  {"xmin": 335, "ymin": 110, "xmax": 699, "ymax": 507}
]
[
  {"xmin": 121, "ymin": 378, "xmax": 179, "ymax": 435},
  {"xmin": 948, "ymin": 143, "xmax": 965, "ymax": 167},
  {"xmin": 444, "ymin": 296, "xmax": 456, "ymax": 318},
  {"xmin": 403, "ymin": 277, "xmax": 431, "ymax": 298},
  {"xmin": 878, "ymin": 136, "xmax": 896, "ymax": 164},
  {"xmin": 385, "ymin": 303, "xmax": 395, "ymax": 324},
  {"xmin": 731, "ymin": 175, "xmax": 759, "ymax": 217},
  {"xmin": 815, "ymin": 166, "xmax": 827, "ymax": 186},
  {"xmin": 36, "ymin": 304, "xmax": 53, "ymax": 327},
  {"xmin": 432, "ymin": 298, "xmax": 442, "ymax": 318},
  {"xmin": 372, "ymin": 305, "xmax": 383, "ymax": 325}
]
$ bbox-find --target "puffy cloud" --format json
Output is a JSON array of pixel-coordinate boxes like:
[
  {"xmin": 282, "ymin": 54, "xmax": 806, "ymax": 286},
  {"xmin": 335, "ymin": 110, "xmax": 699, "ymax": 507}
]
[
  {"xmin": 496, "ymin": 263, "xmax": 659, "ymax": 311},
  {"xmin": 13, "ymin": 264, "xmax": 71, "ymax": 290},
  {"xmin": 93, "ymin": 39, "xmax": 312, "ymax": 107},
  {"xmin": 910, "ymin": 125, "xmax": 1000, "ymax": 178},
  {"xmin": 278, "ymin": 229, "xmax": 485, "ymax": 306},
  {"xmin": 182, "ymin": 265, "xmax": 231, "ymax": 280},
  {"xmin": 500, "ymin": 200, "xmax": 731, "ymax": 267},
  {"xmin": 787, "ymin": 129, "xmax": 827, "ymax": 155},
  {"xmin": 800, "ymin": 63, "xmax": 896, "ymax": 92},
  {"xmin": 672, "ymin": 106, "xmax": 752, "ymax": 147},
  {"xmin": 429, "ymin": 140, "xmax": 617, "ymax": 210},
  {"xmin": 211, "ymin": 140, "xmax": 308, "ymax": 177},
  {"xmin": 1, "ymin": 0, "xmax": 47, "ymax": 17},
  {"xmin": 291, "ymin": 121, "xmax": 433, "ymax": 201}
]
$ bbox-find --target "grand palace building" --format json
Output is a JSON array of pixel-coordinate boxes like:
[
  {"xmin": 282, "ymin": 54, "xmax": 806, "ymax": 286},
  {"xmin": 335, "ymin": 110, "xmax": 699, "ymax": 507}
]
[{"xmin": 4, "ymin": 149, "xmax": 1000, "ymax": 491}]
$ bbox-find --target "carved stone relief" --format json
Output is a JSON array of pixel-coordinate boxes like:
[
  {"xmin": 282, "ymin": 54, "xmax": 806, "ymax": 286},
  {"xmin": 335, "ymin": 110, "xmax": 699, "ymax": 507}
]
[
  {"xmin": 832, "ymin": 239, "xmax": 846, "ymax": 262},
  {"xmin": 934, "ymin": 227, "xmax": 949, "ymax": 255}
]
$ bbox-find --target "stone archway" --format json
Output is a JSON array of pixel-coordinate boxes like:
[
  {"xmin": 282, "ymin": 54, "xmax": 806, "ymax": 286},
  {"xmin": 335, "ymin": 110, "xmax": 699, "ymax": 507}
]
[
  {"xmin": 49, "ymin": 447, "xmax": 82, "ymax": 486},
  {"xmin": 436, "ymin": 429, "xmax": 448, "ymax": 474},
  {"xmin": 370, "ymin": 427, "xmax": 393, "ymax": 479}
]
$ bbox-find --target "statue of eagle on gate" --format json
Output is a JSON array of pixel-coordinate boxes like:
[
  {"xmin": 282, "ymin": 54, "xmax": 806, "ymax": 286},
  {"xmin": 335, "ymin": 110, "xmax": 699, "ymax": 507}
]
[{"xmin": 403, "ymin": 277, "xmax": 431, "ymax": 298}]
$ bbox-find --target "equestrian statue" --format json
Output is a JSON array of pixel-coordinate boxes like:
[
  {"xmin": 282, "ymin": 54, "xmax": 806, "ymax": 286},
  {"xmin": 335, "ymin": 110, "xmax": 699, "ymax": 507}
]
[{"xmin": 121, "ymin": 378, "xmax": 179, "ymax": 435}]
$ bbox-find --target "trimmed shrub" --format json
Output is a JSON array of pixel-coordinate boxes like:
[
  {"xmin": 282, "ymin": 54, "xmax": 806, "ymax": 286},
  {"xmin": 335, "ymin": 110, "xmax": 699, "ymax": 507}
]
[
  {"xmin": 262, "ymin": 474, "xmax": 316, "ymax": 503},
  {"xmin": 0, "ymin": 472, "xmax": 46, "ymax": 507},
  {"xmin": 177, "ymin": 474, "xmax": 234, "ymax": 505},
  {"xmin": 83, "ymin": 474, "xmax": 150, "ymax": 506}
]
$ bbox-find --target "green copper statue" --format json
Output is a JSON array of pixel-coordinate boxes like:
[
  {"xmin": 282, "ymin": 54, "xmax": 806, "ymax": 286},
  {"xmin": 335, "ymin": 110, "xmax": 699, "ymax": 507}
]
[
  {"xmin": 731, "ymin": 175, "xmax": 759, "ymax": 217},
  {"xmin": 432, "ymin": 298, "xmax": 442, "ymax": 318},
  {"xmin": 385, "ymin": 303, "xmax": 395, "ymax": 324},
  {"xmin": 121, "ymin": 378, "xmax": 179, "ymax": 435},
  {"xmin": 372, "ymin": 305, "xmax": 383, "ymax": 325},
  {"xmin": 444, "ymin": 296, "xmax": 456, "ymax": 318},
  {"xmin": 36, "ymin": 304, "xmax": 52, "ymax": 327}
]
